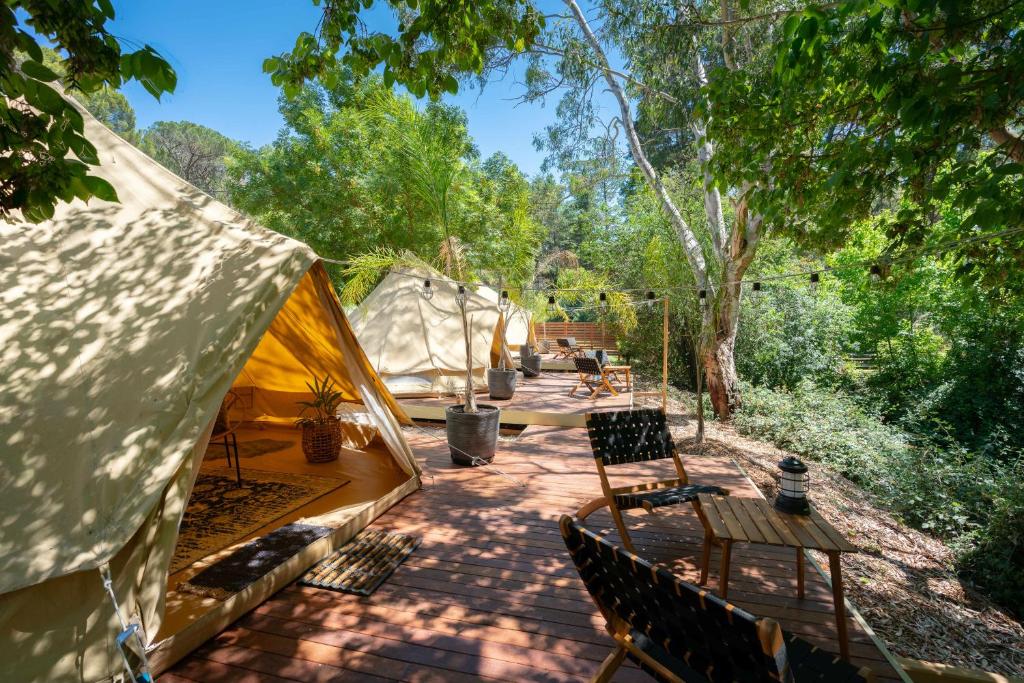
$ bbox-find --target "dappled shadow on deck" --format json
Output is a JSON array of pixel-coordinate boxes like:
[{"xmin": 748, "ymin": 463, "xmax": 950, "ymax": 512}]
[{"xmin": 167, "ymin": 426, "xmax": 903, "ymax": 682}]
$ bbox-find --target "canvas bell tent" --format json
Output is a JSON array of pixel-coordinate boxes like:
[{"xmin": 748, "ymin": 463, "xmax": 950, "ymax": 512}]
[
  {"xmin": 349, "ymin": 266, "xmax": 512, "ymax": 397},
  {"xmin": 0, "ymin": 99, "xmax": 421, "ymax": 682},
  {"xmin": 477, "ymin": 285, "xmax": 537, "ymax": 353}
]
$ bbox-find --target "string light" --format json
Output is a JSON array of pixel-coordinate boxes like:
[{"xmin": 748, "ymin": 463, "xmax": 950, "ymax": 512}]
[
  {"xmin": 645, "ymin": 290, "xmax": 656, "ymax": 308},
  {"xmin": 455, "ymin": 284, "xmax": 467, "ymax": 306},
  {"xmin": 809, "ymin": 272, "xmax": 820, "ymax": 293},
  {"xmin": 547, "ymin": 295, "xmax": 557, "ymax": 313},
  {"xmin": 498, "ymin": 290, "xmax": 511, "ymax": 312},
  {"xmin": 869, "ymin": 264, "xmax": 882, "ymax": 282},
  {"xmin": 698, "ymin": 289, "xmax": 707, "ymax": 307},
  {"xmin": 421, "ymin": 279, "xmax": 433, "ymax": 300},
  {"xmin": 752, "ymin": 281, "xmax": 762, "ymax": 293},
  {"xmin": 598, "ymin": 291, "xmax": 608, "ymax": 313}
]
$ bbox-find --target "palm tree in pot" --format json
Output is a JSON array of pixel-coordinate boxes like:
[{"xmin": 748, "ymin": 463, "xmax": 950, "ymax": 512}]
[{"xmin": 487, "ymin": 288, "xmax": 518, "ymax": 400}]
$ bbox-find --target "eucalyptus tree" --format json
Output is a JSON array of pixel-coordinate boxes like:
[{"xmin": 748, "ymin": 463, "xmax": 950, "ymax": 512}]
[{"xmin": 268, "ymin": 0, "xmax": 786, "ymax": 417}]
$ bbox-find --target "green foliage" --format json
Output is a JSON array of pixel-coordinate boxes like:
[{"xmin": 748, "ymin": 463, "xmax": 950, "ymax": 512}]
[
  {"xmin": 734, "ymin": 381, "xmax": 1024, "ymax": 616},
  {"xmin": 265, "ymin": 1, "xmax": 544, "ymax": 100},
  {"xmin": 705, "ymin": 1, "xmax": 1024, "ymax": 268},
  {"xmin": 140, "ymin": 121, "xmax": 240, "ymax": 198},
  {"xmin": 295, "ymin": 375, "xmax": 344, "ymax": 425},
  {"xmin": 2, "ymin": 2, "xmax": 175, "ymax": 222},
  {"xmin": 227, "ymin": 74, "xmax": 541, "ymax": 290}
]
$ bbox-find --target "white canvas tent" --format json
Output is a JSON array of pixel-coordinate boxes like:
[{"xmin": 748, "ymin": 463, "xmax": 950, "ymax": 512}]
[
  {"xmin": 349, "ymin": 267, "xmax": 511, "ymax": 397},
  {"xmin": 0, "ymin": 99, "xmax": 421, "ymax": 682},
  {"xmin": 477, "ymin": 285, "xmax": 536, "ymax": 353}
]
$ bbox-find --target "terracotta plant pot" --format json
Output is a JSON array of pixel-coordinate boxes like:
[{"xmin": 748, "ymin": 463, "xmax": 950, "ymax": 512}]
[
  {"xmin": 487, "ymin": 367, "xmax": 518, "ymax": 400},
  {"xmin": 300, "ymin": 418, "xmax": 342, "ymax": 463},
  {"xmin": 445, "ymin": 404, "xmax": 500, "ymax": 466}
]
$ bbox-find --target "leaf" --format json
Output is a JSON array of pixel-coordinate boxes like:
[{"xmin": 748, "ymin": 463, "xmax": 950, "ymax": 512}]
[
  {"xmin": 83, "ymin": 175, "xmax": 119, "ymax": 203},
  {"xmin": 20, "ymin": 59, "xmax": 58, "ymax": 82}
]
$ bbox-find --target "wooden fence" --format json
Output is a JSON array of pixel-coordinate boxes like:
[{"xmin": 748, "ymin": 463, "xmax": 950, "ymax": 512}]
[{"xmin": 533, "ymin": 321, "xmax": 619, "ymax": 351}]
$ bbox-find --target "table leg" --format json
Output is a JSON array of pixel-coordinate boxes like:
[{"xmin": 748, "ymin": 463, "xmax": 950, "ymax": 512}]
[
  {"xmin": 796, "ymin": 548, "xmax": 805, "ymax": 599},
  {"xmin": 719, "ymin": 539, "xmax": 732, "ymax": 600},
  {"xmin": 828, "ymin": 551, "xmax": 850, "ymax": 661},
  {"xmin": 699, "ymin": 533, "xmax": 712, "ymax": 585}
]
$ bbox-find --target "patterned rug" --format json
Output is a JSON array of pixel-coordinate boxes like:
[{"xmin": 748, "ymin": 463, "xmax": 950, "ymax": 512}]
[
  {"xmin": 170, "ymin": 466, "xmax": 349, "ymax": 574},
  {"xmin": 203, "ymin": 438, "xmax": 292, "ymax": 462},
  {"xmin": 299, "ymin": 529, "xmax": 421, "ymax": 596}
]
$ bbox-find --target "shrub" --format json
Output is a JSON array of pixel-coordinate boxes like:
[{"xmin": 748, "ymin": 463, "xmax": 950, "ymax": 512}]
[{"xmin": 733, "ymin": 381, "xmax": 1024, "ymax": 617}]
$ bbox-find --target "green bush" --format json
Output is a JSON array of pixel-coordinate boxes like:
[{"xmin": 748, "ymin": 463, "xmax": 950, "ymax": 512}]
[{"xmin": 733, "ymin": 381, "xmax": 1024, "ymax": 617}]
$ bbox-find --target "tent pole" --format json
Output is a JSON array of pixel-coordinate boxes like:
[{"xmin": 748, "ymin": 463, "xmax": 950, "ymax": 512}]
[{"xmin": 662, "ymin": 296, "xmax": 668, "ymax": 413}]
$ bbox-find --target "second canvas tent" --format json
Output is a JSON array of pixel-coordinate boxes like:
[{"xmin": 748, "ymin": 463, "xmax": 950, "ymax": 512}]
[{"xmin": 349, "ymin": 266, "xmax": 510, "ymax": 397}]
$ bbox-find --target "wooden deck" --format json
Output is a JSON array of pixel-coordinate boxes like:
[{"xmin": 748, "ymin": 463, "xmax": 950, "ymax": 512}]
[
  {"xmin": 166, "ymin": 416, "xmax": 907, "ymax": 681},
  {"xmin": 399, "ymin": 370, "xmax": 633, "ymax": 427}
]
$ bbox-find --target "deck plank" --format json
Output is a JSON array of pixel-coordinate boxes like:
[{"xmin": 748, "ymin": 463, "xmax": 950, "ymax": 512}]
[{"xmin": 167, "ymin": 374, "xmax": 905, "ymax": 683}]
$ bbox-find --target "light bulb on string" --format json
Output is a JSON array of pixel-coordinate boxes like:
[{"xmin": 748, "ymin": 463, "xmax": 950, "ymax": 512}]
[
  {"xmin": 598, "ymin": 291, "xmax": 609, "ymax": 313},
  {"xmin": 809, "ymin": 272, "xmax": 820, "ymax": 293},
  {"xmin": 547, "ymin": 295, "xmax": 557, "ymax": 313},
  {"xmin": 698, "ymin": 289, "xmax": 707, "ymax": 308},
  {"xmin": 498, "ymin": 290, "xmax": 511, "ymax": 312},
  {"xmin": 421, "ymin": 279, "xmax": 433, "ymax": 300},
  {"xmin": 645, "ymin": 290, "xmax": 656, "ymax": 309},
  {"xmin": 869, "ymin": 264, "xmax": 883, "ymax": 282},
  {"xmin": 455, "ymin": 284, "xmax": 467, "ymax": 306}
]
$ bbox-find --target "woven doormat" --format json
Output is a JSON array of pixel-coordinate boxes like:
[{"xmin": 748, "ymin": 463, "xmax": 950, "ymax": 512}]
[
  {"xmin": 299, "ymin": 529, "xmax": 420, "ymax": 596},
  {"xmin": 177, "ymin": 523, "xmax": 333, "ymax": 600}
]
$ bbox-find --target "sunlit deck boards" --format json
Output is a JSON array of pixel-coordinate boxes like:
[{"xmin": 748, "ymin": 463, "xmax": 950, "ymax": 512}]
[
  {"xmin": 168, "ymin": 425, "xmax": 907, "ymax": 683},
  {"xmin": 399, "ymin": 371, "xmax": 633, "ymax": 427}
]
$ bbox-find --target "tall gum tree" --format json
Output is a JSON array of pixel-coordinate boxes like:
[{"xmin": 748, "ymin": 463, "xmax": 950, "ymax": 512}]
[{"xmin": 268, "ymin": 0, "xmax": 769, "ymax": 417}]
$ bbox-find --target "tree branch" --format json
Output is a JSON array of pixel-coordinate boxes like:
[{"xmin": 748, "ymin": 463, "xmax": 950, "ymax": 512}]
[{"xmin": 563, "ymin": 0, "xmax": 707, "ymax": 286}]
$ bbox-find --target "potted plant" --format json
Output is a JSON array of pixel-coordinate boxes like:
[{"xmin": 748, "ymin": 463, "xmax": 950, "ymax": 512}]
[
  {"xmin": 295, "ymin": 375, "xmax": 344, "ymax": 463},
  {"xmin": 446, "ymin": 282, "xmax": 501, "ymax": 466},
  {"xmin": 487, "ymin": 289, "xmax": 518, "ymax": 400}
]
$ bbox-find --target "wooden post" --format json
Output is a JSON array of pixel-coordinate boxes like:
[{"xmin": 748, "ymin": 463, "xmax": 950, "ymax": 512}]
[
  {"xmin": 695, "ymin": 339, "xmax": 704, "ymax": 444},
  {"xmin": 662, "ymin": 296, "xmax": 669, "ymax": 413}
]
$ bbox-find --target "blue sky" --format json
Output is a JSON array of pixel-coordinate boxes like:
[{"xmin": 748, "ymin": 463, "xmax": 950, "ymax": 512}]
[{"xmin": 103, "ymin": 0, "xmax": 577, "ymax": 177}]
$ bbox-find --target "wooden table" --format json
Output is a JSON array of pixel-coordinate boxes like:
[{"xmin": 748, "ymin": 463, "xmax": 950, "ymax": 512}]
[
  {"xmin": 696, "ymin": 493, "xmax": 858, "ymax": 660},
  {"xmin": 605, "ymin": 365, "xmax": 632, "ymax": 391}
]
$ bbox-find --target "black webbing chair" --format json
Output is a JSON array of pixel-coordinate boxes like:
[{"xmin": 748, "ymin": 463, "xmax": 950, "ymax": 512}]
[
  {"xmin": 554, "ymin": 336, "xmax": 584, "ymax": 359},
  {"xmin": 585, "ymin": 409, "xmax": 725, "ymax": 553},
  {"xmin": 560, "ymin": 514, "xmax": 876, "ymax": 683},
  {"xmin": 571, "ymin": 356, "xmax": 619, "ymax": 398}
]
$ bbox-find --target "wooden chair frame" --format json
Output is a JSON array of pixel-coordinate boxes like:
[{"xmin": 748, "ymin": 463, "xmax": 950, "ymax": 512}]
[
  {"xmin": 585, "ymin": 409, "xmax": 726, "ymax": 556},
  {"xmin": 561, "ymin": 511, "xmax": 876, "ymax": 683},
  {"xmin": 570, "ymin": 356, "xmax": 619, "ymax": 399},
  {"xmin": 553, "ymin": 336, "xmax": 585, "ymax": 360}
]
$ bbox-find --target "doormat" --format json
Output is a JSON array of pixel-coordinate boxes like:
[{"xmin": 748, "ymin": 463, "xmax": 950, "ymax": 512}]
[
  {"xmin": 177, "ymin": 523, "xmax": 334, "ymax": 600},
  {"xmin": 170, "ymin": 467, "xmax": 349, "ymax": 574},
  {"xmin": 204, "ymin": 438, "xmax": 292, "ymax": 462},
  {"xmin": 298, "ymin": 529, "xmax": 421, "ymax": 596}
]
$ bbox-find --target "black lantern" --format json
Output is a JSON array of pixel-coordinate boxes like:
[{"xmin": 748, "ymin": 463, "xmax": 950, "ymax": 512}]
[
  {"xmin": 869, "ymin": 264, "xmax": 882, "ymax": 282},
  {"xmin": 598, "ymin": 291, "xmax": 608, "ymax": 313},
  {"xmin": 809, "ymin": 272, "xmax": 820, "ymax": 292},
  {"xmin": 547, "ymin": 294, "xmax": 557, "ymax": 313},
  {"xmin": 774, "ymin": 456, "xmax": 810, "ymax": 515},
  {"xmin": 455, "ymin": 284, "xmax": 467, "ymax": 306},
  {"xmin": 752, "ymin": 281, "xmax": 762, "ymax": 292},
  {"xmin": 698, "ymin": 289, "xmax": 707, "ymax": 307},
  {"xmin": 498, "ymin": 290, "xmax": 511, "ymax": 312},
  {"xmin": 421, "ymin": 279, "xmax": 433, "ymax": 300},
  {"xmin": 645, "ymin": 290, "xmax": 656, "ymax": 308}
]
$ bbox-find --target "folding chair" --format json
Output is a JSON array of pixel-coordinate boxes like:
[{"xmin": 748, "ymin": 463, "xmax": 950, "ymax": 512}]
[
  {"xmin": 559, "ymin": 514, "xmax": 876, "ymax": 683},
  {"xmin": 584, "ymin": 408, "xmax": 726, "ymax": 553},
  {"xmin": 571, "ymin": 356, "xmax": 619, "ymax": 398},
  {"xmin": 554, "ymin": 336, "xmax": 584, "ymax": 359}
]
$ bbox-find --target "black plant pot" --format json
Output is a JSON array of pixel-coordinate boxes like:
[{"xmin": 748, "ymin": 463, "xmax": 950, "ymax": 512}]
[
  {"xmin": 487, "ymin": 367, "xmax": 518, "ymax": 400},
  {"xmin": 445, "ymin": 404, "xmax": 501, "ymax": 466},
  {"xmin": 520, "ymin": 354, "xmax": 542, "ymax": 378}
]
